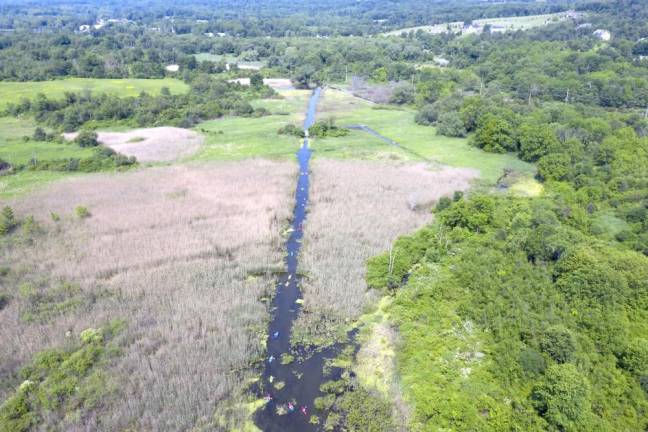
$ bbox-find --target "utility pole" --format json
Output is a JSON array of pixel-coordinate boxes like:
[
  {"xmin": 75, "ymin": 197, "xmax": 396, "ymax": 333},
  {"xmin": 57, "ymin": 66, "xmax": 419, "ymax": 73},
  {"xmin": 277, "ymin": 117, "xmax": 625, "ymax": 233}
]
[
  {"xmin": 565, "ymin": 88, "xmax": 570, "ymax": 103},
  {"xmin": 644, "ymin": 104, "xmax": 648, "ymax": 119}
]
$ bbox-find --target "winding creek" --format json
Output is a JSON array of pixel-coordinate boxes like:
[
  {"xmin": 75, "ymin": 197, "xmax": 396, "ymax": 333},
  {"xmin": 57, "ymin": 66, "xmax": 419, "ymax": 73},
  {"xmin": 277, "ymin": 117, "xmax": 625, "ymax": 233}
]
[{"xmin": 254, "ymin": 88, "xmax": 352, "ymax": 431}]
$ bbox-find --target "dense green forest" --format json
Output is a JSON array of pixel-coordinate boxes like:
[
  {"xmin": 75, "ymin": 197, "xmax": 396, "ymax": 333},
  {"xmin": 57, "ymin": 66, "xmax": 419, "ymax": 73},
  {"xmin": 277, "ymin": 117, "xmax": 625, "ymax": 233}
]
[{"xmin": 1, "ymin": 0, "xmax": 647, "ymax": 430}]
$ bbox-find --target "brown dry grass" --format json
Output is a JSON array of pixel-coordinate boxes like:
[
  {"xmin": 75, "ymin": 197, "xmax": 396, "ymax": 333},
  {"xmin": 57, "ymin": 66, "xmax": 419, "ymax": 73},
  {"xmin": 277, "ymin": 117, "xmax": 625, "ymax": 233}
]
[
  {"xmin": 294, "ymin": 159, "xmax": 478, "ymax": 345},
  {"xmin": 64, "ymin": 127, "xmax": 204, "ymax": 162},
  {"xmin": 1, "ymin": 160, "xmax": 295, "ymax": 430}
]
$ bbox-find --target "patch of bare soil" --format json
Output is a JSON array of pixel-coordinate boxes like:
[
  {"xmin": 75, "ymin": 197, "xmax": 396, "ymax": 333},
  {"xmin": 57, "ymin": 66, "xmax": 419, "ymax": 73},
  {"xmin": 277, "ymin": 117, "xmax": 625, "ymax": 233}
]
[{"xmin": 64, "ymin": 127, "xmax": 204, "ymax": 162}]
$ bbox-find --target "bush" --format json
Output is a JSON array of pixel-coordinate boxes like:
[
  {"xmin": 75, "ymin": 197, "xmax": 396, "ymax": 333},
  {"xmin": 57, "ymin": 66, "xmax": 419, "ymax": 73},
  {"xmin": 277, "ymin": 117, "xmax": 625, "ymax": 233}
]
[
  {"xmin": 517, "ymin": 123, "xmax": 560, "ymax": 162},
  {"xmin": 618, "ymin": 339, "xmax": 648, "ymax": 375},
  {"xmin": 531, "ymin": 364, "xmax": 593, "ymax": 431},
  {"xmin": 308, "ymin": 119, "xmax": 349, "ymax": 137},
  {"xmin": 435, "ymin": 196, "xmax": 452, "ymax": 212},
  {"xmin": 389, "ymin": 84, "xmax": 415, "ymax": 105},
  {"xmin": 471, "ymin": 114, "xmax": 516, "ymax": 153},
  {"xmin": 0, "ymin": 293, "xmax": 9, "ymax": 311},
  {"xmin": 277, "ymin": 123, "xmax": 304, "ymax": 137},
  {"xmin": 250, "ymin": 73, "xmax": 264, "ymax": 89},
  {"xmin": 519, "ymin": 347, "xmax": 546, "ymax": 375},
  {"xmin": 415, "ymin": 104, "xmax": 437, "ymax": 125},
  {"xmin": 0, "ymin": 206, "xmax": 17, "ymax": 235},
  {"xmin": 538, "ymin": 153, "xmax": 571, "ymax": 181},
  {"xmin": 540, "ymin": 326, "xmax": 577, "ymax": 363},
  {"xmin": 335, "ymin": 387, "xmax": 394, "ymax": 431},
  {"xmin": 439, "ymin": 195, "xmax": 495, "ymax": 233},
  {"xmin": 75, "ymin": 206, "xmax": 91, "ymax": 219},
  {"xmin": 32, "ymin": 127, "xmax": 47, "ymax": 141},
  {"xmin": 74, "ymin": 130, "xmax": 99, "ymax": 148},
  {"xmin": 436, "ymin": 112, "xmax": 467, "ymax": 137}
]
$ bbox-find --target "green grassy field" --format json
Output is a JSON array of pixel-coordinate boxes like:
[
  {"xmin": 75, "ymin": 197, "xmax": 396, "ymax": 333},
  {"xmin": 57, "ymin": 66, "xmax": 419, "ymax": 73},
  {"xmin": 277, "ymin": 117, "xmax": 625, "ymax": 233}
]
[
  {"xmin": 192, "ymin": 115, "xmax": 303, "ymax": 161},
  {"xmin": 251, "ymin": 90, "xmax": 310, "ymax": 116},
  {"xmin": 0, "ymin": 78, "xmax": 189, "ymax": 108},
  {"xmin": 384, "ymin": 11, "xmax": 581, "ymax": 36},
  {"xmin": 0, "ymin": 117, "xmax": 93, "ymax": 165},
  {"xmin": 0, "ymin": 171, "xmax": 80, "ymax": 199},
  {"xmin": 0, "ymin": 117, "xmax": 96, "ymax": 198},
  {"xmin": 191, "ymin": 90, "xmax": 309, "ymax": 160},
  {"xmin": 313, "ymin": 90, "xmax": 535, "ymax": 184}
]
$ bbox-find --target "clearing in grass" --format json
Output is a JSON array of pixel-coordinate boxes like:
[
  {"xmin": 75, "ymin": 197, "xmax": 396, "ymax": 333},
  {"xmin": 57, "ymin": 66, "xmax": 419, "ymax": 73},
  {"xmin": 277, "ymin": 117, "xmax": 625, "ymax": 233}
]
[{"xmin": 63, "ymin": 127, "xmax": 204, "ymax": 162}]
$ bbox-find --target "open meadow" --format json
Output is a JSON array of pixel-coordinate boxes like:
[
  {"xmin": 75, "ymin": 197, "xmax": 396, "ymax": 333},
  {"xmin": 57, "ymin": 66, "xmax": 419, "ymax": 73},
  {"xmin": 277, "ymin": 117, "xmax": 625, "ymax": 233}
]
[
  {"xmin": 0, "ymin": 78, "xmax": 189, "ymax": 108},
  {"xmin": 0, "ymin": 160, "xmax": 296, "ymax": 430},
  {"xmin": 0, "ymin": 117, "xmax": 94, "ymax": 165},
  {"xmin": 313, "ymin": 89, "xmax": 535, "ymax": 184},
  {"xmin": 192, "ymin": 90, "xmax": 310, "ymax": 161},
  {"xmin": 294, "ymin": 159, "xmax": 478, "ymax": 346},
  {"xmin": 383, "ymin": 11, "xmax": 581, "ymax": 36}
]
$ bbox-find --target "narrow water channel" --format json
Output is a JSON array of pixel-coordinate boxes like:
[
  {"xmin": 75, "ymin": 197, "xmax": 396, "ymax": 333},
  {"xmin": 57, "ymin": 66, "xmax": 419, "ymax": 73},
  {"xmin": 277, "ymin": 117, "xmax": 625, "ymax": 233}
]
[{"xmin": 254, "ymin": 87, "xmax": 348, "ymax": 431}]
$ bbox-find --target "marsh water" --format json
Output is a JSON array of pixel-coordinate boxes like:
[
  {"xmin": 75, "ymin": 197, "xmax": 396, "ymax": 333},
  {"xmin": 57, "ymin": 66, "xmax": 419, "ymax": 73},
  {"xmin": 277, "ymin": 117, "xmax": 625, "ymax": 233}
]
[{"xmin": 254, "ymin": 88, "xmax": 350, "ymax": 431}]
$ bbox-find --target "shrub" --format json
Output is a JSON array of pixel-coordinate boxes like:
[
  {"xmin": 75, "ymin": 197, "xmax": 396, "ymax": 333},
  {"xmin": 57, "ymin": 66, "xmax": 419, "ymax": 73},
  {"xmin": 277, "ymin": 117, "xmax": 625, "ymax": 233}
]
[
  {"xmin": 415, "ymin": 104, "xmax": 437, "ymax": 125},
  {"xmin": 540, "ymin": 326, "xmax": 577, "ymax": 363},
  {"xmin": 618, "ymin": 339, "xmax": 648, "ymax": 375},
  {"xmin": 0, "ymin": 293, "xmax": 9, "ymax": 310},
  {"xmin": 538, "ymin": 153, "xmax": 571, "ymax": 181},
  {"xmin": 32, "ymin": 127, "xmax": 48, "ymax": 141},
  {"xmin": 471, "ymin": 114, "xmax": 516, "ymax": 153},
  {"xmin": 75, "ymin": 206, "xmax": 91, "ymax": 219},
  {"xmin": 519, "ymin": 347, "xmax": 546, "ymax": 375},
  {"xmin": 21, "ymin": 216, "xmax": 39, "ymax": 237},
  {"xmin": 80, "ymin": 328, "xmax": 104, "ymax": 345},
  {"xmin": 439, "ymin": 195, "xmax": 495, "ymax": 233},
  {"xmin": 531, "ymin": 364, "xmax": 593, "ymax": 431},
  {"xmin": 0, "ymin": 206, "xmax": 17, "ymax": 235},
  {"xmin": 389, "ymin": 83, "xmax": 415, "ymax": 105},
  {"xmin": 74, "ymin": 130, "xmax": 99, "ymax": 148},
  {"xmin": 0, "ymin": 158, "xmax": 11, "ymax": 172},
  {"xmin": 335, "ymin": 387, "xmax": 394, "ymax": 431},
  {"xmin": 277, "ymin": 123, "xmax": 304, "ymax": 137},
  {"xmin": 308, "ymin": 119, "xmax": 349, "ymax": 137},
  {"xmin": 250, "ymin": 73, "xmax": 264, "ymax": 89},
  {"xmin": 517, "ymin": 123, "xmax": 560, "ymax": 162},
  {"xmin": 435, "ymin": 196, "xmax": 452, "ymax": 212},
  {"xmin": 436, "ymin": 112, "xmax": 467, "ymax": 137}
]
